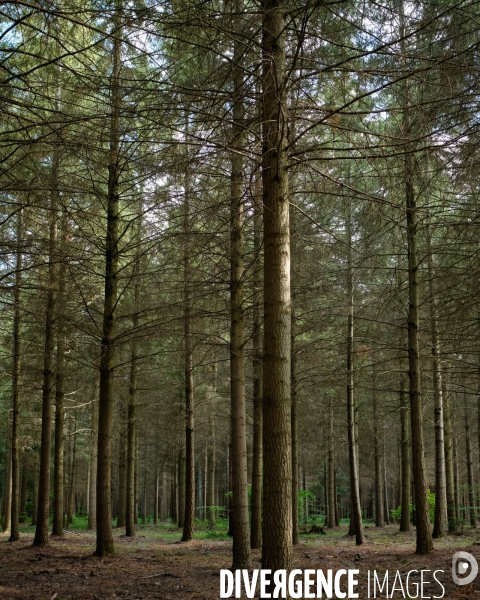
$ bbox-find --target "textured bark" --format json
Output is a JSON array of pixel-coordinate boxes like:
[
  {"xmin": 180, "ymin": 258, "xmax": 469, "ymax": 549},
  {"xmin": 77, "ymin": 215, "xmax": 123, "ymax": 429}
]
[
  {"xmin": 52, "ymin": 213, "xmax": 67, "ymax": 537},
  {"xmin": 33, "ymin": 159, "xmax": 58, "ymax": 548},
  {"xmin": 229, "ymin": 0, "xmax": 250, "ymax": 566},
  {"xmin": 125, "ymin": 379, "xmax": 136, "ymax": 536},
  {"xmin": 181, "ymin": 134, "xmax": 195, "ymax": 542},
  {"xmin": 464, "ymin": 399, "xmax": 476, "ymax": 529},
  {"xmin": 327, "ymin": 400, "xmax": 335, "ymax": 529},
  {"xmin": 66, "ymin": 416, "xmax": 76, "ymax": 528},
  {"xmin": 94, "ymin": 3, "xmax": 122, "ymax": 556},
  {"xmin": 87, "ymin": 392, "xmax": 98, "ymax": 530},
  {"xmin": 3, "ymin": 440, "xmax": 11, "ymax": 533},
  {"xmin": 426, "ymin": 221, "xmax": 446, "ymax": 539},
  {"xmin": 177, "ymin": 449, "xmax": 185, "ymax": 528},
  {"xmin": 9, "ymin": 210, "xmax": 22, "ymax": 542},
  {"xmin": 405, "ymin": 147, "xmax": 433, "ymax": 554},
  {"xmin": 399, "ymin": 387, "xmax": 411, "ymax": 532},
  {"xmin": 443, "ymin": 377, "xmax": 457, "ymax": 531},
  {"xmin": 346, "ymin": 204, "xmax": 364, "ymax": 546},
  {"xmin": 291, "ymin": 206, "xmax": 299, "ymax": 546},
  {"xmin": 117, "ymin": 422, "xmax": 126, "ymax": 527},
  {"xmin": 206, "ymin": 363, "xmax": 216, "ymax": 526},
  {"xmin": 373, "ymin": 364, "xmax": 384, "ymax": 527},
  {"xmin": 250, "ymin": 174, "xmax": 263, "ymax": 550},
  {"xmin": 261, "ymin": 0, "xmax": 293, "ymax": 575}
]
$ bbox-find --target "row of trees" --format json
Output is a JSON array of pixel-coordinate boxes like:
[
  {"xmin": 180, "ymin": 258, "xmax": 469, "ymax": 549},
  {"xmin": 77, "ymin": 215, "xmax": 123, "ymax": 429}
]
[{"xmin": 1, "ymin": 0, "xmax": 480, "ymax": 574}]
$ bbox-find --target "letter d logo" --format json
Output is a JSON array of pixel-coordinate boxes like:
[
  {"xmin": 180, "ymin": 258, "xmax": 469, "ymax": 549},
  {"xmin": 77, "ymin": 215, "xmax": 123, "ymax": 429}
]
[{"xmin": 452, "ymin": 552, "xmax": 478, "ymax": 585}]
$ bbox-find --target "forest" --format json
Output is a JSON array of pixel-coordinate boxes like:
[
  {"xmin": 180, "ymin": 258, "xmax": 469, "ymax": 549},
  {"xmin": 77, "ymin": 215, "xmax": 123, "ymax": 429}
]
[{"xmin": 1, "ymin": 0, "xmax": 480, "ymax": 598}]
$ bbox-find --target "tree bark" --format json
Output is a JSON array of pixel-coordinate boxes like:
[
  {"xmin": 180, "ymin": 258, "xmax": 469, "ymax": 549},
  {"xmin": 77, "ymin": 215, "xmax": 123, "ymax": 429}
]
[
  {"xmin": 250, "ymin": 173, "xmax": 263, "ymax": 550},
  {"xmin": 327, "ymin": 399, "xmax": 335, "ymax": 529},
  {"xmin": 94, "ymin": 1, "xmax": 122, "ymax": 556},
  {"xmin": 206, "ymin": 363, "xmax": 216, "ymax": 526},
  {"xmin": 9, "ymin": 210, "xmax": 22, "ymax": 542},
  {"xmin": 399, "ymin": 386, "xmax": 411, "ymax": 531},
  {"xmin": 33, "ymin": 154, "xmax": 58, "ymax": 548},
  {"xmin": 261, "ymin": 0, "xmax": 293, "ymax": 575},
  {"xmin": 52, "ymin": 211, "xmax": 67, "ymax": 537},
  {"xmin": 346, "ymin": 202, "xmax": 364, "ymax": 546},
  {"xmin": 117, "ymin": 421, "xmax": 126, "ymax": 527},
  {"xmin": 87, "ymin": 390, "xmax": 98, "ymax": 530},
  {"xmin": 178, "ymin": 449, "xmax": 185, "ymax": 528},
  {"xmin": 442, "ymin": 376, "xmax": 457, "ymax": 531},
  {"xmin": 464, "ymin": 397, "xmax": 476, "ymax": 529},
  {"xmin": 373, "ymin": 363, "xmax": 384, "ymax": 527},
  {"xmin": 229, "ymin": 0, "xmax": 250, "ymax": 567}
]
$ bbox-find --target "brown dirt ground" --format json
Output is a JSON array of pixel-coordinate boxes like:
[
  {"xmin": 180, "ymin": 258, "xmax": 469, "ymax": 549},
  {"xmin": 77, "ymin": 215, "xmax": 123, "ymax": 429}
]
[{"xmin": 0, "ymin": 526, "xmax": 479, "ymax": 599}]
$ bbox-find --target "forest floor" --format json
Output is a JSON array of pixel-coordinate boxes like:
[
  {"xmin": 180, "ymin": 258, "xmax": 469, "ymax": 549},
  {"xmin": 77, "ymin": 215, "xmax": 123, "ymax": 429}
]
[{"xmin": 0, "ymin": 523, "xmax": 479, "ymax": 600}]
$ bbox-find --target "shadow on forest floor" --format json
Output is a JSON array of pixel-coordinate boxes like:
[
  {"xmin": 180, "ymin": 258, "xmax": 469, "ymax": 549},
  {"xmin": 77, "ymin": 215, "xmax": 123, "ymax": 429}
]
[{"xmin": 0, "ymin": 523, "xmax": 478, "ymax": 599}]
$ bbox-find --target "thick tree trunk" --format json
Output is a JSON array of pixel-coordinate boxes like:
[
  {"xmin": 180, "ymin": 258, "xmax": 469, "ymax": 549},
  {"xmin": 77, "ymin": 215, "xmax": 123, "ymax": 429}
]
[
  {"xmin": 250, "ymin": 174, "xmax": 263, "ymax": 550},
  {"xmin": 52, "ymin": 213, "xmax": 67, "ymax": 537},
  {"xmin": 87, "ymin": 391, "xmax": 98, "ymax": 530},
  {"xmin": 229, "ymin": 0, "xmax": 250, "ymax": 566},
  {"xmin": 33, "ymin": 161, "xmax": 58, "ymax": 548},
  {"xmin": 94, "ymin": 3, "xmax": 122, "ymax": 556},
  {"xmin": 9, "ymin": 210, "xmax": 22, "ymax": 542},
  {"xmin": 290, "ymin": 206, "xmax": 299, "ymax": 546},
  {"xmin": 261, "ymin": 0, "xmax": 293, "ymax": 575}
]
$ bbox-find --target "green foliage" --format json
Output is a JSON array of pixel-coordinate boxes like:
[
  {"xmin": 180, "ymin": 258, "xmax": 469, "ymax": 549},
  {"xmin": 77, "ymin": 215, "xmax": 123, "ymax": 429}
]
[{"xmin": 391, "ymin": 490, "xmax": 435, "ymax": 523}]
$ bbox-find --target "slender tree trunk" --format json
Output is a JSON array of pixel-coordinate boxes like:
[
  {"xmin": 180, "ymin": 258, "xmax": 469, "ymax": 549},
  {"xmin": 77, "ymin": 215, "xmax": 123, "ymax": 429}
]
[
  {"xmin": 125, "ymin": 377, "xmax": 136, "ymax": 536},
  {"xmin": 9, "ymin": 210, "xmax": 22, "ymax": 542},
  {"xmin": 33, "ymin": 154, "xmax": 58, "ymax": 548},
  {"xmin": 327, "ymin": 400, "xmax": 335, "ymax": 529},
  {"xmin": 52, "ymin": 212, "xmax": 67, "ymax": 537},
  {"xmin": 31, "ymin": 461, "xmax": 37, "ymax": 526},
  {"xmin": 117, "ymin": 421, "xmax": 126, "ymax": 527},
  {"xmin": 346, "ymin": 203, "xmax": 364, "ymax": 545},
  {"xmin": 426, "ymin": 220, "xmax": 446, "ymax": 538},
  {"xmin": 373, "ymin": 364, "xmax": 384, "ymax": 527},
  {"xmin": 94, "ymin": 2, "xmax": 122, "ymax": 556},
  {"xmin": 399, "ymin": 386, "xmax": 411, "ymax": 532},
  {"xmin": 405, "ymin": 138, "xmax": 433, "ymax": 555},
  {"xmin": 88, "ymin": 391, "xmax": 98, "ymax": 530},
  {"xmin": 178, "ymin": 449, "xmax": 185, "ymax": 528},
  {"xmin": 334, "ymin": 465, "xmax": 340, "ymax": 527},
  {"xmin": 66, "ymin": 416, "xmax": 76, "ymax": 528},
  {"xmin": 443, "ymin": 376, "xmax": 457, "ymax": 531},
  {"xmin": 206, "ymin": 363, "xmax": 216, "ymax": 526},
  {"xmin": 229, "ymin": 0, "xmax": 250, "ymax": 566},
  {"xmin": 3, "ymin": 439, "xmax": 11, "ymax": 533},
  {"xmin": 261, "ymin": 0, "xmax": 293, "ymax": 575},
  {"xmin": 465, "ymin": 397, "xmax": 476, "ymax": 528},
  {"xmin": 250, "ymin": 174, "xmax": 263, "ymax": 550},
  {"xmin": 181, "ymin": 137, "xmax": 195, "ymax": 541}
]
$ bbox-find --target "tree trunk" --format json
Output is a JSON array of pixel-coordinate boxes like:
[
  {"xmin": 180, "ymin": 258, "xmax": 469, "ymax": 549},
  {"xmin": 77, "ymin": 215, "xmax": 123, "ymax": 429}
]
[
  {"xmin": 464, "ymin": 397, "xmax": 476, "ymax": 529},
  {"xmin": 88, "ymin": 391, "xmax": 98, "ymax": 530},
  {"xmin": 125, "ymin": 374, "xmax": 136, "ymax": 536},
  {"xmin": 3, "ymin": 439, "xmax": 11, "ymax": 533},
  {"xmin": 346, "ymin": 203, "xmax": 364, "ymax": 546},
  {"xmin": 250, "ymin": 173, "xmax": 263, "ymax": 550},
  {"xmin": 399, "ymin": 386, "xmax": 411, "ymax": 531},
  {"xmin": 52, "ymin": 211, "xmax": 67, "ymax": 537},
  {"xmin": 443, "ymin": 376, "xmax": 457, "ymax": 531},
  {"xmin": 291, "ymin": 206, "xmax": 299, "ymax": 546},
  {"xmin": 427, "ymin": 219, "xmax": 446, "ymax": 539},
  {"xmin": 9, "ymin": 209, "xmax": 22, "ymax": 542},
  {"xmin": 261, "ymin": 0, "xmax": 293, "ymax": 575},
  {"xmin": 206, "ymin": 363, "xmax": 216, "ymax": 526},
  {"xmin": 181, "ymin": 126, "xmax": 195, "ymax": 542},
  {"xmin": 66, "ymin": 416, "xmax": 76, "ymax": 528},
  {"xmin": 229, "ymin": 0, "xmax": 250, "ymax": 566},
  {"xmin": 373, "ymin": 363, "xmax": 384, "ymax": 527},
  {"xmin": 178, "ymin": 449, "xmax": 185, "ymax": 528},
  {"xmin": 405, "ymin": 136, "xmax": 433, "ymax": 555},
  {"xmin": 94, "ymin": 1, "xmax": 122, "ymax": 556},
  {"xmin": 117, "ymin": 422, "xmax": 126, "ymax": 527},
  {"xmin": 33, "ymin": 155, "xmax": 58, "ymax": 548},
  {"xmin": 327, "ymin": 400, "xmax": 335, "ymax": 529}
]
